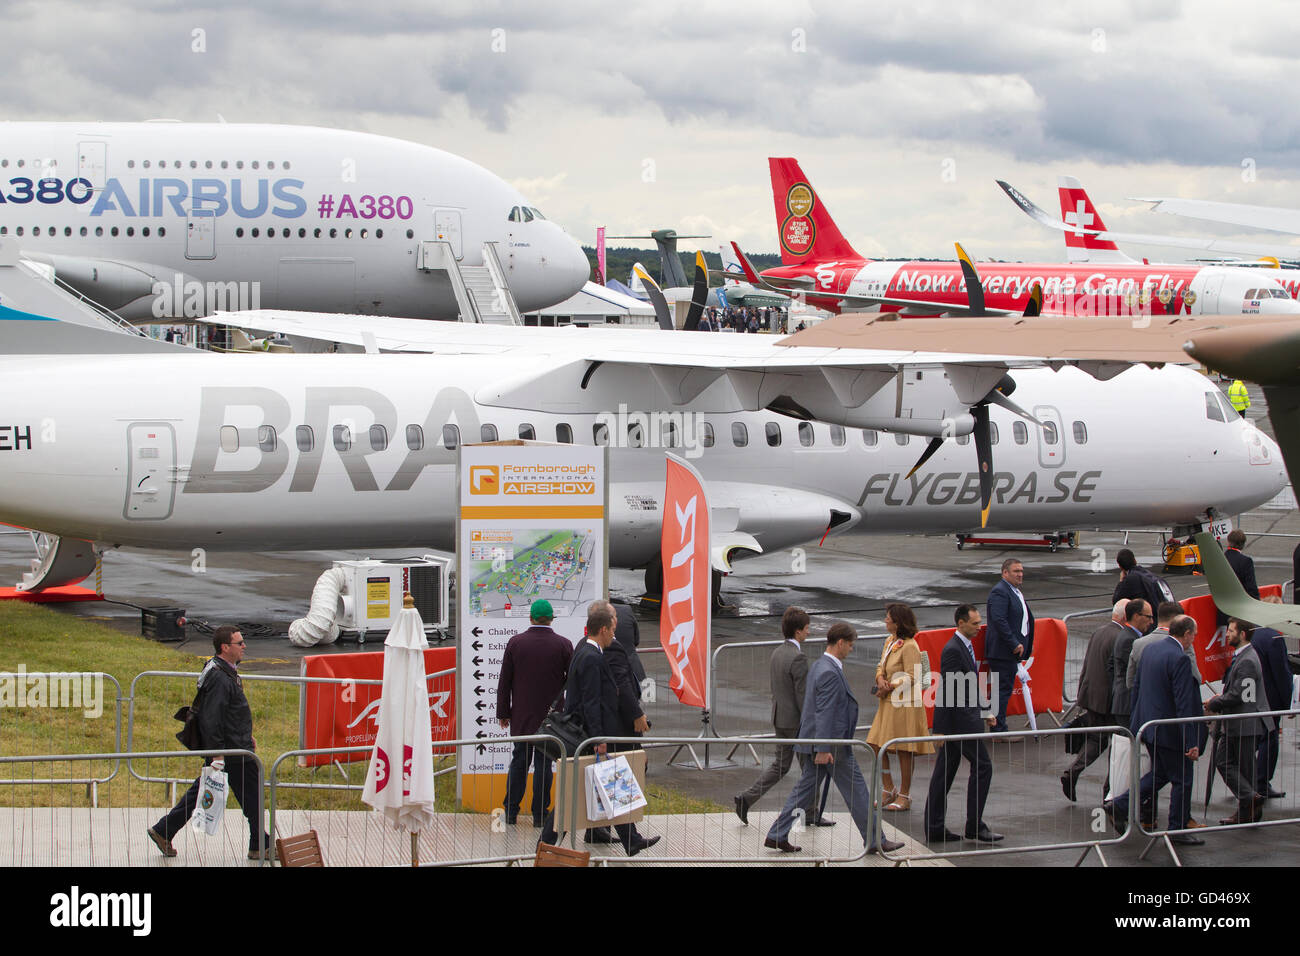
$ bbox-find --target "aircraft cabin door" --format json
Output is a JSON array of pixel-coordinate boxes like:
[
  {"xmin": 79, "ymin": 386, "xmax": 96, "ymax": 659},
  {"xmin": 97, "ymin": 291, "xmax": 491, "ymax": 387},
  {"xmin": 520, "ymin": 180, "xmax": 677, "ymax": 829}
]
[
  {"xmin": 1033, "ymin": 404, "xmax": 1065, "ymax": 469},
  {"xmin": 186, "ymin": 209, "xmax": 216, "ymax": 260},
  {"xmin": 434, "ymin": 209, "xmax": 463, "ymax": 260},
  {"xmin": 1196, "ymin": 275, "xmax": 1222, "ymax": 314},
  {"xmin": 77, "ymin": 141, "xmax": 107, "ymax": 189},
  {"xmin": 124, "ymin": 423, "xmax": 177, "ymax": 520}
]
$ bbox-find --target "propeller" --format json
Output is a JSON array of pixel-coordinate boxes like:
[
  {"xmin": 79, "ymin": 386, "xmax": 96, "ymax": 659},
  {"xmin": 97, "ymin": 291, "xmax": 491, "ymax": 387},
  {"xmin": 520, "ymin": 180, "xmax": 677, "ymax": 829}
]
[
  {"xmin": 682, "ymin": 251, "xmax": 709, "ymax": 331},
  {"xmin": 633, "ymin": 263, "xmax": 674, "ymax": 331},
  {"xmin": 904, "ymin": 251, "xmax": 1045, "ymax": 527}
]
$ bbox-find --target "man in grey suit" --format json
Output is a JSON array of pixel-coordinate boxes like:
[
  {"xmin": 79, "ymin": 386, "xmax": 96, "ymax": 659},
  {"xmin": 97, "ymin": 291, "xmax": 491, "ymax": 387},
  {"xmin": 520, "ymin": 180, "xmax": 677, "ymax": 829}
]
[
  {"xmin": 1205, "ymin": 618, "xmax": 1275, "ymax": 825},
  {"xmin": 734, "ymin": 607, "xmax": 831, "ymax": 827},
  {"xmin": 1128, "ymin": 602, "xmax": 1200, "ymax": 690},
  {"xmin": 1061, "ymin": 600, "xmax": 1126, "ymax": 802},
  {"xmin": 763, "ymin": 622, "xmax": 903, "ymax": 854}
]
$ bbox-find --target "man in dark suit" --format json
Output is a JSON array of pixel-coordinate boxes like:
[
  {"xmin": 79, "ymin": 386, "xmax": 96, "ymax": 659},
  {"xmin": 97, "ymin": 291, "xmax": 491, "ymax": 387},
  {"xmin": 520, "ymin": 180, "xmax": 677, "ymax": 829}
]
[
  {"xmin": 587, "ymin": 600, "xmax": 650, "ymax": 845},
  {"xmin": 496, "ymin": 599, "xmax": 573, "ymax": 826},
  {"xmin": 735, "ymin": 606, "xmax": 829, "ymax": 826},
  {"xmin": 1111, "ymin": 615, "xmax": 1206, "ymax": 845},
  {"xmin": 1206, "ymin": 618, "xmax": 1276, "ymax": 824},
  {"xmin": 1060, "ymin": 600, "xmax": 1126, "ymax": 802},
  {"xmin": 986, "ymin": 558, "xmax": 1034, "ymax": 733},
  {"xmin": 1112, "ymin": 550, "xmax": 1164, "ymax": 633},
  {"xmin": 1217, "ymin": 530, "xmax": 1260, "ymax": 627},
  {"xmin": 924, "ymin": 605, "xmax": 1000, "ymax": 843},
  {"xmin": 612, "ymin": 600, "xmax": 647, "ymax": 685},
  {"xmin": 763, "ymin": 622, "xmax": 903, "ymax": 854},
  {"xmin": 539, "ymin": 601, "xmax": 658, "ymax": 856},
  {"xmin": 1250, "ymin": 597, "xmax": 1292, "ymax": 799}
]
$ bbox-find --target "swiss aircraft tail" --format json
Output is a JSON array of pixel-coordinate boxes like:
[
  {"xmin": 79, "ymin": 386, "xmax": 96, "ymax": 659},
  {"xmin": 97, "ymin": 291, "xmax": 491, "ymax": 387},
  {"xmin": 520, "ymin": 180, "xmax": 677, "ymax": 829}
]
[
  {"xmin": 768, "ymin": 158, "xmax": 863, "ymax": 266},
  {"xmin": 1057, "ymin": 177, "xmax": 1138, "ymax": 264}
]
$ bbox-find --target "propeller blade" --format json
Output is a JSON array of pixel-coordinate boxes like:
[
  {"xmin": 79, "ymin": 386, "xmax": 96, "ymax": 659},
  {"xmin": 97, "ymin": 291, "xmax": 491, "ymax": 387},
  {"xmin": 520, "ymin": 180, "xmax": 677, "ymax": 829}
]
[
  {"xmin": 634, "ymin": 263, "xmax": 674, "ymax": 331},
  {"xmin": 683, "ymin": 250, "xmax": 709, "ymax": 331},
  {"xmin": 986, "ymin": 389, "xmax": 1042, "ymax": 425},
  {"xmin": 1023, "ymin": 282, "xmax": 1043, "ymax": 317},
  {"xmin": 906, "ymin": 436, "xmax": 946, "ymax": 479},
  {"xmin": 955, "ymin": 243, "xmax": 987, "ymax": 317},
  {"xmin": 973, "ymin": 403, "xmax": 994, "ymax": 528}
]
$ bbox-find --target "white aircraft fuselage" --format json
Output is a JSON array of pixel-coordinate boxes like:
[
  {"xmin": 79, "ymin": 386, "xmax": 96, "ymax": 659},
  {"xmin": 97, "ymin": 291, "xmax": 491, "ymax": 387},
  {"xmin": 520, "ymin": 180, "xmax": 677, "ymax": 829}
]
[
  {"xmin": 0, "ymin": 122, "xmax": 590, "ymax": 319},
  {"xmin": 0, "ymin": 329, "xmax": 1284, "ymax": 568}
]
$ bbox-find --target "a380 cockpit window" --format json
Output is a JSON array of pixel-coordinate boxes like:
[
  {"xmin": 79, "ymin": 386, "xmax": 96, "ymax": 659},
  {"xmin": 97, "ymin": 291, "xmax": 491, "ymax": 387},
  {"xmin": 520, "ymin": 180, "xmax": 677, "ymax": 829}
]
[
  {"xmin": 508, "ymin": 207, "xmax": 522, "ymax": 222},
  {"xmin": 1205, "ymin": 391, "xmax": 1226, "ymax": 423}
]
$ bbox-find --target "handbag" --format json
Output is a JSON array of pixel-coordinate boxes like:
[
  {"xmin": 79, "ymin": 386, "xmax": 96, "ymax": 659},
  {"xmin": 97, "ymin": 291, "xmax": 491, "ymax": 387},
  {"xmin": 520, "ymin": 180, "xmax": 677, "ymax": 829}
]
[
  {"xmin": 173, "ymin": 685, "xmax": 205, "ymax": 750},
  {"xmin": 537, "ymin": 708, "xmax": 585, "ymax": 761}
]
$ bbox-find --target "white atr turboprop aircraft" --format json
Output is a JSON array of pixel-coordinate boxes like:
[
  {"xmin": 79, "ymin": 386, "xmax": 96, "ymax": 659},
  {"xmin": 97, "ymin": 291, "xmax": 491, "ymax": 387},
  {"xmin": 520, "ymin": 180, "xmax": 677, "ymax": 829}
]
[
  {"xmin": 0, "ymin": 302, "xmax": 1286, "ymax": 592},
  {"xmin": 0, "ymin": 122, "xmax": 590, "ymax": 319}
]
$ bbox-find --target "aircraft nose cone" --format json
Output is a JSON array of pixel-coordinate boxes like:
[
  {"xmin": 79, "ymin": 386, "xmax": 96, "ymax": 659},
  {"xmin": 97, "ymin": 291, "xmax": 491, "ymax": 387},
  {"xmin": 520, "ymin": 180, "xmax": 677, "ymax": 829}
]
[
  {"xmin": 1262, "ymin": 296, "xmax": 1300, "ymax": 315},
  {"xmin": 555, "ymin": 232, "xmax": 591, "ymax": 295}
]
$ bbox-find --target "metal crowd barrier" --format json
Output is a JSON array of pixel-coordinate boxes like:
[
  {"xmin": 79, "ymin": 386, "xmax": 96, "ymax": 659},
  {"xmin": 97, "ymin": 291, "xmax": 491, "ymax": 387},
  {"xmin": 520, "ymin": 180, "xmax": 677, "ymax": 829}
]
[
  {"xmin": 1133, "ymin": 708, "xmax": 1299, "ymax": 866},
  {"xmin": 564, "ymin": 734, "xmax": 881, "ymax": 865},
  {"xmin": 0, "ymin": 748, "xmax": 265, "ymax": 867},
  {"xmin": 0, "ymin": 671, "xmax": 123, "ymax": 803},
  {"xmin": 1059, "ymin": 608, "xmax": 1113, "ymax": 704},
  {"xmin": 876, "ymin": 725, "xmax": 1137, "ymax": 866}
]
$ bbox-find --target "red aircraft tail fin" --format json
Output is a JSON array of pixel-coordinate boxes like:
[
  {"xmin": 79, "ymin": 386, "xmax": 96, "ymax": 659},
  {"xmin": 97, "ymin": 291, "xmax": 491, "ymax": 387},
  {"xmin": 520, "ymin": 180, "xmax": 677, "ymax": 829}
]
[{"xmin": 768, "ymin": 158, "xmax": 863, "ymax": 265}]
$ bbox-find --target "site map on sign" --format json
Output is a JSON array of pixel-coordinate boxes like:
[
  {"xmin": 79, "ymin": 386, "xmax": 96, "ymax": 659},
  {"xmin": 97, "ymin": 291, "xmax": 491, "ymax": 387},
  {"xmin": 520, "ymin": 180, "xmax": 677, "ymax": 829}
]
[{"xmin": 467, "ymin": 529, "xmax": 598, "ymax": 618}]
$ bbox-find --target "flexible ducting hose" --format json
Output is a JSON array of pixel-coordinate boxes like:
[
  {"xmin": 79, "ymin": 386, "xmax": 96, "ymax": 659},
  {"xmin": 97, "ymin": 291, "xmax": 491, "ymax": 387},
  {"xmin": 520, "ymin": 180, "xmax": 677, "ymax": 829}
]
[{"xmin": 288, "ymin": 567, "xmax": 347, "ymax": 646}]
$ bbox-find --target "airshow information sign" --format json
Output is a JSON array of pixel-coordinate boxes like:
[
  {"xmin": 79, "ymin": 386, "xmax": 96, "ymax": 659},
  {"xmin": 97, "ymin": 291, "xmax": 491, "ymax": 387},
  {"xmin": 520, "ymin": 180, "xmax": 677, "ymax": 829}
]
[{"xmin": 455, "ymin": 441, "xmax": 607, "ymax": 811}]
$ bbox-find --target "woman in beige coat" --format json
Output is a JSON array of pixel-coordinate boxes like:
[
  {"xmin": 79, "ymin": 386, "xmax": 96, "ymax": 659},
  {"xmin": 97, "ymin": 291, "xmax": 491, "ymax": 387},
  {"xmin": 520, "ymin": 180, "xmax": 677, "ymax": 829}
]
[{"xmin": 866, "ymin": 603, "xmax": 934, "ymax": 811}]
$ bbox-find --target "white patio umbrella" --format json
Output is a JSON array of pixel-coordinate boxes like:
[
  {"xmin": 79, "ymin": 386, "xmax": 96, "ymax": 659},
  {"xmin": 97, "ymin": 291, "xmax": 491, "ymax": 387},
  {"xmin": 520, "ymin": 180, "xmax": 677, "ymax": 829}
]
[{"xmin": 362, "ymin": 594, "xmax": 437, "ymax": 863}]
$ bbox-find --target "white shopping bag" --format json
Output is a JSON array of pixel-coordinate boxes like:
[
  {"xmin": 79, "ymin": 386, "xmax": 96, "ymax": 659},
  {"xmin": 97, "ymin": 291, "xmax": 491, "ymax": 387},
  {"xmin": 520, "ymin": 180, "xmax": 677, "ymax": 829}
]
[
  {"xmin": 585, "ymin": 754, "xmax": 648, "ymax": 820},
  {"xmin": 191, "ymin": 764, "xmax": 228, "ymax": 836},
  {"xmin": 1104, "ymin": 735, "xmax": 1151, "ymax": 803}
]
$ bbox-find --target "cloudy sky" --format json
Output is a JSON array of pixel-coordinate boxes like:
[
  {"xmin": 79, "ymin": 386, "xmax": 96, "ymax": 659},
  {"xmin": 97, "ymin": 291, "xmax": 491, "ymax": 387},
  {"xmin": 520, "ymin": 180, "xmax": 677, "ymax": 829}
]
[{"xmin": 4, "ymin": 0, "xmax": 1300, "ymax": 263}]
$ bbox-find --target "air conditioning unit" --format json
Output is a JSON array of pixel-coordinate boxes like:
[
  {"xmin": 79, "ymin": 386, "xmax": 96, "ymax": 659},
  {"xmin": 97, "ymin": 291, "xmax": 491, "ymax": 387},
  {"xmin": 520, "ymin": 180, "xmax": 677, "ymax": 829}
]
[{"xmin": 334, "ymin": 556, "xmax": 451, "ymax": 639}]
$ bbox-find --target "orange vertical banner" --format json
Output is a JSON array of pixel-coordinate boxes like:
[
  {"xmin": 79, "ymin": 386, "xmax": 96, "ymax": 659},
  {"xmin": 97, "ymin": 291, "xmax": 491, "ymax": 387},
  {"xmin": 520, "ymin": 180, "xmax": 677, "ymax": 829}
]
[{"xmin": 661, "ymin": 454, "xmax": 710, "ymax": 709}]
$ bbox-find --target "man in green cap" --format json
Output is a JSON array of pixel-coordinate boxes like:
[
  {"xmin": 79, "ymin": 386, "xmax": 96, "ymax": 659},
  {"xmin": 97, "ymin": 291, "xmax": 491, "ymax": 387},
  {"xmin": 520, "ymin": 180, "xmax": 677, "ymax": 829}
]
[{"xmin": 496, "ymin": 598, "xmax": 572, "ymax": 825}]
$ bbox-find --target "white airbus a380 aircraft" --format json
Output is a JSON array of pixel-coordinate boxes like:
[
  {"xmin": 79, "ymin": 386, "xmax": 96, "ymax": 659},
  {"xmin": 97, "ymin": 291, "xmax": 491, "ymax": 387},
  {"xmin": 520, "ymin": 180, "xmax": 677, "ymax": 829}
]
[
  {"xmin": 0, "ymin": 122, "xmax": 590, "ymax": 319},
  {"xmin": 0, "ymin": 303, "xmax": 1286, "ymax": 591}
]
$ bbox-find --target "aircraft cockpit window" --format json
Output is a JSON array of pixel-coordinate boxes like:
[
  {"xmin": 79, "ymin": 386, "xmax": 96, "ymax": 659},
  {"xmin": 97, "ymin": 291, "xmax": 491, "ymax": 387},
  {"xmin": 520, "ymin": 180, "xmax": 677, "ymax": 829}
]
[
  {"xmin": 1273, "ymin": 288, "xmax": 1291, "ymax": 298},
  {"xmin": 219, "ymin": 426, "xmax": 239, "ymax": 453},
  {"xmin": 1072, "ymin": 421, "xmax": 1088, "ymax": 444},
  {"xmin": 257, "ymin": 425, "xmax": 277, "ymax": 453},
  {"xmin": 862, "ymin": 429, "xmax": 878, "ymax": 447},
  {"xmin": 369, "ymin": 425, "xmax": 388, "ymax": 452},
  {"xmin": 1042, "ymin": 422, "xmax": 1058, "ymax": 445},
  {"xmin": 701, "ymin": 422, "xmax": 715, "ymax": 448},
  {"xmin": 442, "ymin": 424, "xmax": 460, "ymax": 449},
  {"xmin": 1245, "ymin": 289, "xmax": 1259, "ymax": 299},
  {"xmin": 332, "ymin": 424, "xmax": 352, "ymax": 452},
  {"xmin": 798, "ymin": 422, "xmax": 814, "ymax": 447},
  {"xmin": 732, "ymin": 422, "xmax": 748, "ymax": 448},
  {"xmin": 481, "ymin": 424, "xmax": 498, "ymax": 442},
  {"xmin": 830, "ymin": 425, "xmax": 845, "ymax": 447},
  {"xmin": 1013, "ymin": 421, "xmax": 1029, "ymax": 445},
  {"xmin": 296, "ymin": 425, "xmax": 314, "ymax": 452},
  {"xmin": 1205, "ymin": 391, "xmax": 1225, "ymax": 423},
  {"xmin": 766, "ymin": 422, "xmax": 782, "ymax": 447},
  {"xmin": 533, "ymin": 208, "xmax": 546, "ymax": 220},
  {"xmin": 593, "ymin": 423, "xmax": 609, "ymax": 446},
  {"xmin": 555, "ymin": 423, "xmax": 573, "ymax": 444},
  {"xmin": 521, "ymin": 208, "xmax": 534, "ymax": 222},
  {"xmin": 518, "ymin": 423, "xmax": 536, "ymax": 440},
  {"xmin": 405, "ymin": 425, "xmax": 424, "ymax": 451},
  {"xmin": 509, "ymin": 207, "xmax": 522, "ymax": 222}
]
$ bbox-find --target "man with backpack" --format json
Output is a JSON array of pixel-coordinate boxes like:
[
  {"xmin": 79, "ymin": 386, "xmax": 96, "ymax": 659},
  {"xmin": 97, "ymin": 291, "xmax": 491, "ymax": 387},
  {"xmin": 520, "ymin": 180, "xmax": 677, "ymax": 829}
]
[{"xmin": 1112, "ymin": 549, "xmax": 1173, "ymax": 633}]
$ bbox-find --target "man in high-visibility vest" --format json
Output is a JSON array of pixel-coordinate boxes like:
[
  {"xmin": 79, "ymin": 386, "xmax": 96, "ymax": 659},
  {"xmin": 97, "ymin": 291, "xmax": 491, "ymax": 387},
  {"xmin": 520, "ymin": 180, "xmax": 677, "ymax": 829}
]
[{"xmin": 1228, "ymin": 379, "xmax": 1251, "ymax": 417}]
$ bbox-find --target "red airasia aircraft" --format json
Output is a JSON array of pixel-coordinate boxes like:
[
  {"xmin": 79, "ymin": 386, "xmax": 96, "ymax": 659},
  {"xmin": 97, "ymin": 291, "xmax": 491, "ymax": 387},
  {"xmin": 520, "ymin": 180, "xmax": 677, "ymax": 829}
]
[{"xmin": 743, "ymin": 158, "xmax": 1300, "ymax": 319}]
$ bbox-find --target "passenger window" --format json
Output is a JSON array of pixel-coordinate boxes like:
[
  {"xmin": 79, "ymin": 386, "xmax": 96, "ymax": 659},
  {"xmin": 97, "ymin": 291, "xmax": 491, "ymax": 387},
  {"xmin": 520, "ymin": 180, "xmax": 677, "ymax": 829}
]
[
  {"xmin": 956, "ymin": 433, "xmax": 970, "ymax": 445},
  {"xmin": 627, "ymin": 423, "xmax": 644, "ymax": 448},
  {"xmin": 406, "ymin": 425, "xmax": 424, "ymax": 451},
  {"xmin": 731, "ymin": 422, "xmax": 748, "ymax": 448},
  {"xmin": 257, "ymin": 425, "xmax": 276, "ymax": 452},
  {"xmin": 442, "ymin": 424, "xmax": 460, "ymax": 449},
  {"xmin": 556, "ymin": 423, "xmax": 573, "ymax": 444},
  {"xmin": 894, "ymin": 432, "xmax": 910, "ymax": 446},
  {"xmin": 989, "ymin": 422, "xmax": 1000, "ymax": 444},
  {"xmin": 593, "ymin": 423, "xmax": 609, "ymax": 446},
  {"xmin": 1042, "ymin": 422, "xmax": 1058, "ymax": 445},
  {"xmin": 765, "ymin": 422, "xmax": 782, "ymax": 447},
  {"xmin": 862, "ymin": 429, "xmax": 878, "ymax": 447},
  {"xmin": 1013, "ymin": 421, "xmax": 1028, "ymax": 444},
  {"xmin": 333, "ymin": 424, "xmax": 352, "ymax": 451},
  {"xmin": 369, "ymin": 424, "xmax": 388, "ymax": 451},
  {"xmin": 219, "ymin": 425, "xmax": 239, "ymax": 453},
  {"xmin": 1072, "ymin": 421, "xmax": 1087, "ymax": 444},
  {"xmin": 700, "ymin": 422, "xmax": 715, "ymax": 448},
  {"xmin": 1205, "ymin": 392, "xmax": 1225, "ymax": 423},
  {"xmin": 518, "ymin": 423, "xmax": 536, "ymax": 440},
  {"xmin": 481, "ymin": 424, "xmax": 498, "ymax": 442},
  {"xmin": 798, "ymin": 422, "xmax": 814, "ymax": 447},
  {"xmin": 662, "ymin": 420, "xmax": 678, "ymax": 448},
  {"xmin": 296, "ymin": 425, "xmax": 314, "ymax": 452},
  {"xmin": 829, "ymin": 424, "xmax": 845, "ymax": 447}
]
